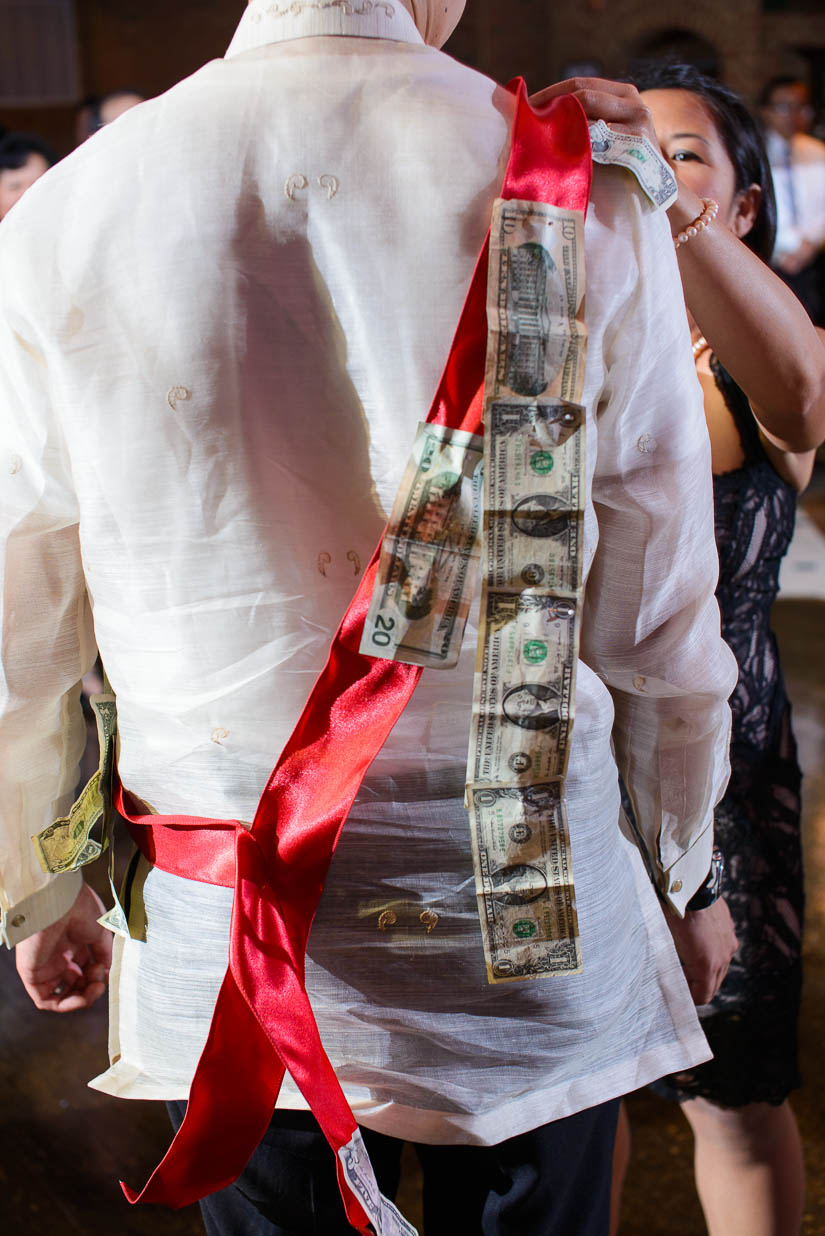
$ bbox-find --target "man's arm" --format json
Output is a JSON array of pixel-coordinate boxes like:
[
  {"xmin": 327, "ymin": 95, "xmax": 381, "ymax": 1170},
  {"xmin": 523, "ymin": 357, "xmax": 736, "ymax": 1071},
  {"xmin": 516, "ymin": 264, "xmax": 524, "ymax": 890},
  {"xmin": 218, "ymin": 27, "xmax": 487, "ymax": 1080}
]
[
  {"xmin": 0, "ymin": 234, "xmax": 107, "ymax": 1001},
  {"xmin": 579, "ymin": 177, "xmax": 738, "ymax": 920}
]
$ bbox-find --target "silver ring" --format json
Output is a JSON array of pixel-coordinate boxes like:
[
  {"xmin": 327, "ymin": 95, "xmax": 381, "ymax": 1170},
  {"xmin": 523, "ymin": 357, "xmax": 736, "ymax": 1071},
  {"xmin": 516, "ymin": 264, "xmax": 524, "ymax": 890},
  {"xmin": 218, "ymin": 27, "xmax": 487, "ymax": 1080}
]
[{"xmin": 51, "ymin": 981, "xmax": 68, "ymax": 997}]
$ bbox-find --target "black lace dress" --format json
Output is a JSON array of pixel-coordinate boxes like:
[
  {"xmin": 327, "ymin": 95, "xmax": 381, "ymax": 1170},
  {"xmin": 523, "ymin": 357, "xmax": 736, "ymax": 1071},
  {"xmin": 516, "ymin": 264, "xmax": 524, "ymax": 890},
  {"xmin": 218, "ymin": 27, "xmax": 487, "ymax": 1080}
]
[{"xmin": 653, "ymin": 360, "xmax": 804, "ymax": 1108}]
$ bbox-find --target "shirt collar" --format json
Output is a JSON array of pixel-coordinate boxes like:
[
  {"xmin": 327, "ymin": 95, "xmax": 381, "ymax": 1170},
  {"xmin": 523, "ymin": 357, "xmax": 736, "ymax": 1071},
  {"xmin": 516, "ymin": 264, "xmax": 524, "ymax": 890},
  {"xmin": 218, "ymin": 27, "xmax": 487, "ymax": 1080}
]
[{"xmin": 226, "ymin": 1, "xmax": 424, "ymax": 58}]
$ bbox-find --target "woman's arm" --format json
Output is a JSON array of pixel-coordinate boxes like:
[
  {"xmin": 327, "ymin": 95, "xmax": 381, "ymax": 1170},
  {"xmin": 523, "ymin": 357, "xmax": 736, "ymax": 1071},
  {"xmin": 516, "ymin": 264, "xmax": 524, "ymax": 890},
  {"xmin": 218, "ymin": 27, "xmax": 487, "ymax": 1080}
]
[
  {"xmin": 532, "ymin": 79, "xmax": 825, "ymax": 455},
  {"xmin": 668, "ymin": 182, "xmax": 825, "ymax": 455}
]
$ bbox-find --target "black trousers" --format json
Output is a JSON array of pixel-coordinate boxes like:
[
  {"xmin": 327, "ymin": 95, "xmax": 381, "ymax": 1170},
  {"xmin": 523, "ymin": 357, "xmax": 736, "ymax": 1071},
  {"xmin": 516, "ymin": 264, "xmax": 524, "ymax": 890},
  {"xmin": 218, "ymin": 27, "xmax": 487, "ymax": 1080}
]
[{"xmin": 167, "ymin": 1098, "xmax": 620, "ymax": 1236}]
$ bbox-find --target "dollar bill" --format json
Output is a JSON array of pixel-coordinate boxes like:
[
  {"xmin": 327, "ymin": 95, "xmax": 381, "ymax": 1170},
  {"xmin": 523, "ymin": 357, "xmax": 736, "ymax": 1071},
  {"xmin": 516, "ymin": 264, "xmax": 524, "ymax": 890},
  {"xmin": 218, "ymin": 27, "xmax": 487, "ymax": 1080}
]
[
  {"xmin": 468, "ymin": 782, "xmax": 582, "ymax": 981},
  {"xmin": 486, "ymin": 198, "xmax": 586, "ymax": 408},
  {"xmin": 339, "ymin": 1131, "xmax": 419, "ymax": 1236},
  {"xmin": 32, "ymin": 771, "xmax": 104, "ymax": 874},
  {"xmin": 32, "ymin": 692, "xmax": 117, "ymax": 876},
  {"xmin": 486, "ymin": 400, "xmax": 585, "ymax": 593},
  {"xmin": 98, "ymin": 900, "xmax": 130, "ymax": 939},
  {"xmin": 469, "ymin": 591, "xmax": 577, "ymax": 786},
  {"xmin": 91, "ymin": 693, "xmax": 117, "ymax": 814},
  {"xmin": 589, "ymin": 120, "xmax": 678, "ymax": 210},
  {"xmin": 360, "ymin": 422, "xmax": 483, "ymax": 668}
]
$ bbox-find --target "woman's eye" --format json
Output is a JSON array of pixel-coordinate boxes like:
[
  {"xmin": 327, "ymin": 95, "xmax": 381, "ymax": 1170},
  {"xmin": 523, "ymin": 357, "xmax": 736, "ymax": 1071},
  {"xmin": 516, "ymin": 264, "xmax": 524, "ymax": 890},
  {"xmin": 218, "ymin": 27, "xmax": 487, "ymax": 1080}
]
[{"xmin": 672, "ymin": 150, "xmax": 702, "ymax": 163}]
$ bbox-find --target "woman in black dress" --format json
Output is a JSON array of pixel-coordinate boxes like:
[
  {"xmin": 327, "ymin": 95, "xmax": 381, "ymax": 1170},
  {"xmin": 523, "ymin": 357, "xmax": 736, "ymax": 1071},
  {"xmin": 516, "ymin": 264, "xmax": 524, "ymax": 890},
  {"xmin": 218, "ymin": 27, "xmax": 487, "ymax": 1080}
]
[{"xmin": 534, "ymin": 66, "xmax": 825, "ymax": 1235}]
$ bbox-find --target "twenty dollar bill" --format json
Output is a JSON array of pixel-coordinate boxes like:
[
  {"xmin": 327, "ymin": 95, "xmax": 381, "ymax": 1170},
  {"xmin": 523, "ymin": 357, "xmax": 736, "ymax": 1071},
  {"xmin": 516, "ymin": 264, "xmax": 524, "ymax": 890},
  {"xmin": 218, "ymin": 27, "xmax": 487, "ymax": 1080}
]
[{"xmin": 360, "ymin": 422, "xmax": 482, "ymax": 668}]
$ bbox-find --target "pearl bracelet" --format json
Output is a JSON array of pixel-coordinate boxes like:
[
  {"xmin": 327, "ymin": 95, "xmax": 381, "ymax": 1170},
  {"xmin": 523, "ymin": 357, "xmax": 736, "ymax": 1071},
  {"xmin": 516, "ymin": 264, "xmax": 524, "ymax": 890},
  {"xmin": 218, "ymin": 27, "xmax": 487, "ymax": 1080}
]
[{"xmin": 673, "ymin": 198, "xmax": 719, "ymax": 249}]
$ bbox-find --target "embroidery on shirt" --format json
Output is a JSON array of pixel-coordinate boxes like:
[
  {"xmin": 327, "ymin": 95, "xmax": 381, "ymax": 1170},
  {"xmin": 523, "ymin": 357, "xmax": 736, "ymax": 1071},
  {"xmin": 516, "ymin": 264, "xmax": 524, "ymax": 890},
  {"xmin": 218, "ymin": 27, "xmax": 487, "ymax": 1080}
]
[
  {"xmin": 346, "ymin": 550, "xmax": 361, "ymax": 575},
  {"xmin": 318, "ymin": 551, "xmax": 332, "ymax": 576},
  {"xmin": 211, "ymin": 728, "xmax": 230, "ymax": 745},
  {"xmin": 377, "ymin": 909, "xmax": 397, "ymax": 931},
  {"xmin": 65, "ymin": 306, "xmax": 85, "ymax": 339},
  {"xmin": 285, "ymin": 173, "xmax": 309, "ymax": 201},
  {"xmin": 318, "ymin": 174, "xmax": 339, "ymax": 200},
  {"xmin": 13, "ymin": 331, "xmax": 47, "ymax": 368},
  {"xmin": 167, "ymin": 385, "xmax": 191, "ymax": 411},
  {"xmin": 252, "ymin": 1, "xmax": 395, "ymax": 21},
  {"xmin": 419, "ymin": 910, "xmax": 439, "ymax": 934},
  {"xmin": 9, "ymin": 455, "xmax": 22, "ymax": 476}
]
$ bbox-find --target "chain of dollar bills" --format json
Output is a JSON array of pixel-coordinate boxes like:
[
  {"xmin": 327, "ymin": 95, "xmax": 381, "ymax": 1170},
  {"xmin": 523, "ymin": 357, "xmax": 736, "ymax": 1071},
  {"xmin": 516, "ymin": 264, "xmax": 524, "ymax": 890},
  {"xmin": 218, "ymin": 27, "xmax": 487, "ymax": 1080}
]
[
  {"xmin": 465, "ymin": 197, "xmax": 587, "ymax": 982},
  {"xmin": 361, "ymin": 196, "xmax": 588, "ymax": 983}
]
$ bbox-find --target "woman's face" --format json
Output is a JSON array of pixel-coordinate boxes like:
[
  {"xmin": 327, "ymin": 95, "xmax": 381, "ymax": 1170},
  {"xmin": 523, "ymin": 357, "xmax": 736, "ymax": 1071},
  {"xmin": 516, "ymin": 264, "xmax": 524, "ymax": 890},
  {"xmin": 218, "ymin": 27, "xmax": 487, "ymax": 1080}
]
[{"xmin": 642, "ymin": 88, "xmax": 752, "ymax": 237}]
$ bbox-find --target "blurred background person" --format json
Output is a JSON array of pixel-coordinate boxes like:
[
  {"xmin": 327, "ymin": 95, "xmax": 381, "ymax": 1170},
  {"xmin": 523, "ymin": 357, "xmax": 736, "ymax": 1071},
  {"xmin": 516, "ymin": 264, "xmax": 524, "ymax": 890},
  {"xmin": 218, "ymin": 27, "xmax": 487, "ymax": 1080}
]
[
  {"xmin": 760, "ymin": 75, "xmax": 825, "ymax": 325},
  {"xmin": 0, "ymin": 132, "xmax": 57, "ymax": 220},
  {"xmin": 535, "ymin": 65, "xmax": 825, "ymax": 1236},
  {"xmin": 75, "ymin": 90, "xmax": 145, "ymax": 145}
]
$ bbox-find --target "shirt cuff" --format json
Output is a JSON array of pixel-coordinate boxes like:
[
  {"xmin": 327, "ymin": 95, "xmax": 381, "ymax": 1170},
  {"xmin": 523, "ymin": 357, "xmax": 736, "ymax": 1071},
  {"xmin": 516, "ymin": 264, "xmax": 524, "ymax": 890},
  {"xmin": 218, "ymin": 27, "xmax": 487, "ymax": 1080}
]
[
  {"xmin": 659, "ymin": 823, "xmax": 713, "ymax": 916},
  {"xmin": 1, "ymin": 869, "xmax": 83, "ymax": 947}
]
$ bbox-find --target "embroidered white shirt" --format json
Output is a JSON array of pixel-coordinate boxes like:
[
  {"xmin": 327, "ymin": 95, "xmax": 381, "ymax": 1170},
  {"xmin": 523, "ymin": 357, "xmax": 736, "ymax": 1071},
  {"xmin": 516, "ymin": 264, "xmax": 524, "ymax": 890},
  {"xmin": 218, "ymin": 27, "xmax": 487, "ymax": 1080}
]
[{"xmin": 0, "ymin": 1, "xmax": 737, "ymax": 1137}]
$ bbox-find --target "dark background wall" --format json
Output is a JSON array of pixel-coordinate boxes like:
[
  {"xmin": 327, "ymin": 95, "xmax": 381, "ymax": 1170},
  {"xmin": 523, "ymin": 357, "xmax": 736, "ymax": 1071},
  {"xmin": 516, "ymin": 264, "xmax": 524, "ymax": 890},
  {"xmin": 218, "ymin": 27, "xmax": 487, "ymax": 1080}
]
[
  {"xmin": 0, "ymin": 0, "xmax": 243, "ymax": 153},
  {"xmin": 2, "ymin": 0, "xmax": 825, "ymax": 155}
]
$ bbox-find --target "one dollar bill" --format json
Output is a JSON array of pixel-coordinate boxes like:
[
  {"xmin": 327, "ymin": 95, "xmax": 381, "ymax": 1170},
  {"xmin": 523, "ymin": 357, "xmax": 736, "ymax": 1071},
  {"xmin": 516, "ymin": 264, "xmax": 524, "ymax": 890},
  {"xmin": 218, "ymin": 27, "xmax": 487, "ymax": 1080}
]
[
  {"xmin": 360, "ymin": 422, "xmax": 483, "ymax": 668},
  {"xmin": 468, "ymin": 781, "xmax": 582, "ymax": 981},
  {"xmin": 468, "ymin": 591, "xmax": 577, "ymax": 787},
  {"xmin": 589, "ymin": 120, "xmax": 678, "ymax": 210},
  {"xmin": 485, "ymin": 399, "xmax": 585, "ymax": 593},
  {"xmin": 32, "ymin": 693, "xmax": 117, "ymax": 875}
]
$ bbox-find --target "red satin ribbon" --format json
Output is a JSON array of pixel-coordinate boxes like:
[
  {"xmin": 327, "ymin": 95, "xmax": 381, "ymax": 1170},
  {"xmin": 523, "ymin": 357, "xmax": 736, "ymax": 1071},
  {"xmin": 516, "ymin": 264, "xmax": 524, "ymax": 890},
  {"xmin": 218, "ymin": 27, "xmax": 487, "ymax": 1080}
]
[{"xmin": 117, "ymin": 81, "xmax": 592, "ymax": 1231}]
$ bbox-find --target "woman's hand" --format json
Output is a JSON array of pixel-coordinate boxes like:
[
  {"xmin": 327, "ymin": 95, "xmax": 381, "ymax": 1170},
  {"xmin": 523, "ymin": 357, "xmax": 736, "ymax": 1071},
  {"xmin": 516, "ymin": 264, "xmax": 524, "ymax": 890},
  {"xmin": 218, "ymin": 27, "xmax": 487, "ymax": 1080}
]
[{"xmin": 530, "ymin": 77, "xmax": 659, "ymax": 150}]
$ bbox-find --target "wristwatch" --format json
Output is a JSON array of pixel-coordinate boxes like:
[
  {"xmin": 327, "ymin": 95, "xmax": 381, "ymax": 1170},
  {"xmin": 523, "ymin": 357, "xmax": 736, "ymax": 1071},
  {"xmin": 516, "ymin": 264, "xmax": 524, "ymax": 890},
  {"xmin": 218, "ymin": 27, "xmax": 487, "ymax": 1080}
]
[{"xmin": 685, "ymin": 846, "xmax": 725, "ymax": 911}]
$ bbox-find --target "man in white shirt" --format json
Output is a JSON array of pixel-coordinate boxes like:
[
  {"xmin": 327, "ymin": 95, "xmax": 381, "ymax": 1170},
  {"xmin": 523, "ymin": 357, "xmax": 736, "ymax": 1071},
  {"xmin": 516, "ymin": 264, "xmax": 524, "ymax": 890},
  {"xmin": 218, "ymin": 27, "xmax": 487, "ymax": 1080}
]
[
  {"xmin": 1, "ymin": 2, "xmax": 737, "ymax": 1232},
  {"xmin": 761, "ymin": 75, "xmax": 825, "ymax": 324}
]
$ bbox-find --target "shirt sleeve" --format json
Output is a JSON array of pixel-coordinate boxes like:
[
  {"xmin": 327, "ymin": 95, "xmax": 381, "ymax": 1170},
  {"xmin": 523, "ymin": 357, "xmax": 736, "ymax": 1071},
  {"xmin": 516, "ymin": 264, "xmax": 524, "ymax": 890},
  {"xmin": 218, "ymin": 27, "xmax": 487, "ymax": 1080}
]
[
  {"xmin": 580, "ymin": 183, "xmax": 738, "ymax": 915},
  {"xmin": 0, "ymin": 237, "xmax": 97, "ymax": 946}
]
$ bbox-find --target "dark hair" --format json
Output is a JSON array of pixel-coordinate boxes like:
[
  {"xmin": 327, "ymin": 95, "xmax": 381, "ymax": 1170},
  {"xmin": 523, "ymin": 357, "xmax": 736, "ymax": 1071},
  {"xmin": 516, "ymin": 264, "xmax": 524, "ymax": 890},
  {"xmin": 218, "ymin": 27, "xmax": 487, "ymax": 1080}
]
[
  {"xmin": 0, "ymin": 132, "xmax": 59, "ymax": 174},
  {"xmin": 629, "ymin": 62, "xmax": 777, "ymax": 263},
  {"xmin": 758, "ymin": 75, "xmax": 807, "ymax": 107}
]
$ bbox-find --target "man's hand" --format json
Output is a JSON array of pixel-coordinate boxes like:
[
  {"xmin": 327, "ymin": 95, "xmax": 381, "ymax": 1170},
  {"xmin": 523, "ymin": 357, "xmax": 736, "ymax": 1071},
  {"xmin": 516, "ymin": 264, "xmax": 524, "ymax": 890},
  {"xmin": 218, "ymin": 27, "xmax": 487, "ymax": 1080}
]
[
  {"xmin": 530, "ymin": 78, "xmax": 659, "ymax": 149},
  {"xmin": 15, "ymin": 882, "xmax": 112, "ymax": 1012},
  {"xmin": 665, "ymin": 897, "xmax": 738, "ymax": 1006}
]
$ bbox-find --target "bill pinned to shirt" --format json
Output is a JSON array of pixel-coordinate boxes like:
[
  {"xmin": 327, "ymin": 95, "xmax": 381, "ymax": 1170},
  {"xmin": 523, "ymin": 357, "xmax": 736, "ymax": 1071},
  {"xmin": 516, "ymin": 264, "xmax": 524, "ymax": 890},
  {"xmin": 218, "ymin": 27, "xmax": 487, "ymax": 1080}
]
[
  {"xmin": 360, "ymin": 422, "xmax": 483, "ymax": 669},
  {"xmin": 467, "ymin": 782, "xmax": 582, "ymax": 981},
  {"xmin": 466, "ymin": 194, "xmax": 587, "ymax": 983},
  {"xmin": 32, "ymin": 693, "xmax": 117, "ymax": 874},
  {"xmin": 339, "ymin": 1130, "xmax": 419, "ymax": 1236},
  {"xmin": 589, "ymin": 120, "xmax": 678, "ymax": 210},
  {"xmin": 485, "ymin": 399, "xmax": 584, "ymax": 593},
  {"xmin": 468, "ymin": 591, "xmax": 577, "ymax": 787},
  {"xmin": 487, "ymin": 199, "xmax": 586, "ymax": 406}
]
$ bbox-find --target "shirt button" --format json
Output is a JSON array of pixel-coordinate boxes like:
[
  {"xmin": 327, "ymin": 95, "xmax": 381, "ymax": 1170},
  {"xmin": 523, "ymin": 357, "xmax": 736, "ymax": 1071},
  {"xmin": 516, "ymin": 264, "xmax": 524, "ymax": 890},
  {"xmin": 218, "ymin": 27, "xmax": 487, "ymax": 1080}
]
[
  {"xmin": 670, "ymin": 880, "xmax": 683, "ymax": 894},
  {"xmin": 11, "ymin": 914, "xmax": 25, "ymax": 928}
]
